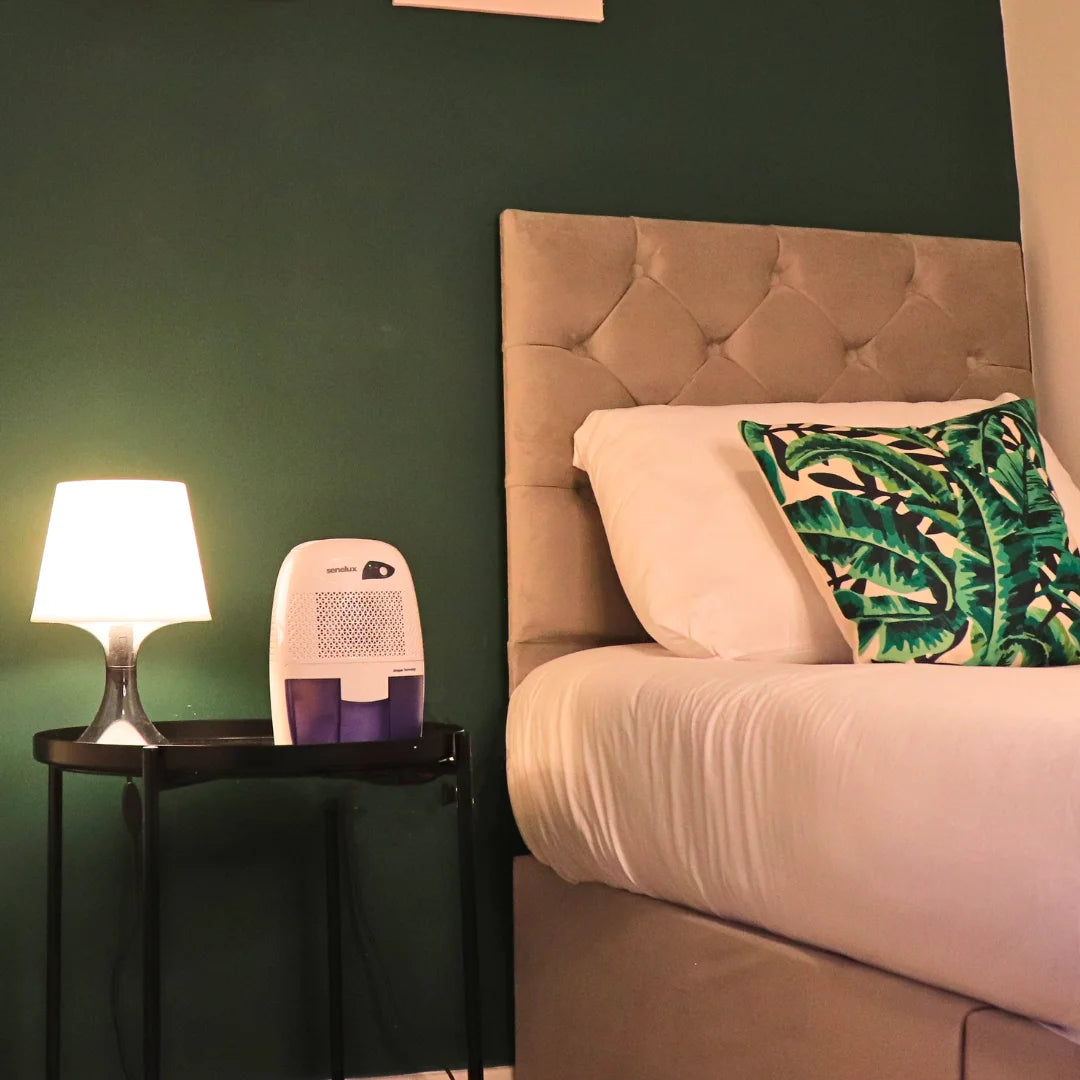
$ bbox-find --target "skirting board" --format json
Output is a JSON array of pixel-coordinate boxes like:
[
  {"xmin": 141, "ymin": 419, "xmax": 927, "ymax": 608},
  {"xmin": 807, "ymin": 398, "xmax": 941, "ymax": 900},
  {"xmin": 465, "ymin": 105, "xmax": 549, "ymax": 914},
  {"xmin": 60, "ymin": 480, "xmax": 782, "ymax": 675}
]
[{"xmin": 354, "ymin": 1069, "xmax": 513, "ymax": 1080}]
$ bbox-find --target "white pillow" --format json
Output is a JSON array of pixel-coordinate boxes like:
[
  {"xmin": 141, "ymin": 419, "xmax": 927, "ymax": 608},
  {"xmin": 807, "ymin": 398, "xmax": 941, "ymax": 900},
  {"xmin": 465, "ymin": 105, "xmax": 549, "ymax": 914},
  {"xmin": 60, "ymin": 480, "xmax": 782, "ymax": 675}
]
[{"xmin": 573, "ymin": 396, "xmax": 1080, "ymax": 663}]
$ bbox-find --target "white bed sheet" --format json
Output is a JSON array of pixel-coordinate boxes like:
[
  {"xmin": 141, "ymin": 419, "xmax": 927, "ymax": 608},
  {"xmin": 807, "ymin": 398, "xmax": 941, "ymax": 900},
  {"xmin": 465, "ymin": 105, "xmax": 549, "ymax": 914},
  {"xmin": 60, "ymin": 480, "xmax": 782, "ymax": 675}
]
[{"xmin": 506, "ymin": 644, "xmax": 1080, "ymax": 1030}]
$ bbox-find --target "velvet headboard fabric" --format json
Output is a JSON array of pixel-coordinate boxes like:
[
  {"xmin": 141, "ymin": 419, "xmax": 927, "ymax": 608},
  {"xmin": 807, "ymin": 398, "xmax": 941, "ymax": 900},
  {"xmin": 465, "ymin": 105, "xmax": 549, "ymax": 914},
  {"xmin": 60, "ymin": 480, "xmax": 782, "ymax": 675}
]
[{"xmin": 500, "ymin": 209, "xmax": 1033, "ymax": 689}]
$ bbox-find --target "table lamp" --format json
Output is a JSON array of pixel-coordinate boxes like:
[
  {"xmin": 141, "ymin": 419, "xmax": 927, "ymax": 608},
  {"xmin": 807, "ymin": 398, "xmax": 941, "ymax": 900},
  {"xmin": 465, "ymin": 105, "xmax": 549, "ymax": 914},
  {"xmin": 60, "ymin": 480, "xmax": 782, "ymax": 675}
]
[{"xmin": 31, "ymin": 479, "xmax": 211, "ymax": 745}]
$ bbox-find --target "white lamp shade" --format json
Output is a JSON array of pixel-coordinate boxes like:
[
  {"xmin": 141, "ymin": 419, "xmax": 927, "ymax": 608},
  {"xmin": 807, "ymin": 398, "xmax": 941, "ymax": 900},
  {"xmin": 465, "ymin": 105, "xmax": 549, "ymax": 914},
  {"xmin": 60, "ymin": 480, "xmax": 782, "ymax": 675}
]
[{"xmin": 32, "ymin": 480, "xmax": 211, "ymax": 629}]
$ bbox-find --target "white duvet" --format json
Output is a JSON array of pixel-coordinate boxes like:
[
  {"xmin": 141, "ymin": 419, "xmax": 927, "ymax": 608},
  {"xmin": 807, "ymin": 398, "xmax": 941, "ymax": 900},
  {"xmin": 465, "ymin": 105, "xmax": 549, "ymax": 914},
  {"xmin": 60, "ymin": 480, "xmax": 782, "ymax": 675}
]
[{"xmin": 506, "ymin": 644, "xmax": 1080, "ymax": 1029}]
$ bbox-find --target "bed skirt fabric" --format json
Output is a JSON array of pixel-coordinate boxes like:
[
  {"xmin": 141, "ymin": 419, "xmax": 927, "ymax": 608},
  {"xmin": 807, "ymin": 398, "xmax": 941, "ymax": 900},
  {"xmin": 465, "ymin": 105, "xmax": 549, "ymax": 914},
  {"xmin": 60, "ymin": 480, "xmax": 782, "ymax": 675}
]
[{"xmin": 514, "ymin": 856, "xmax": 1077, "ymax": 1080}]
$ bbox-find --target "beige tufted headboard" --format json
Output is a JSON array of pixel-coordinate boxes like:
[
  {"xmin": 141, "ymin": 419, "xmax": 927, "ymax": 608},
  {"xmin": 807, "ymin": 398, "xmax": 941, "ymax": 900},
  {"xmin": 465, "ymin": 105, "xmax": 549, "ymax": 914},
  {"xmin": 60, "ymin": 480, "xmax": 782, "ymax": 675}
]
[{"xmin": 501, "ymin": 209, "xmax": 1033, "ymax": 689}]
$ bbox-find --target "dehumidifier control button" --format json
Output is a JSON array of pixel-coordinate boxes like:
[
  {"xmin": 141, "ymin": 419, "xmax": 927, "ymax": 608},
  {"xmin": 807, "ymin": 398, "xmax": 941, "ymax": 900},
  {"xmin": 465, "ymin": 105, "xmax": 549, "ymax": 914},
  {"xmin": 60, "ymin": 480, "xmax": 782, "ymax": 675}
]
[{"xmin": 362, "ymin": 560, "xmax": 395, "ymax": 579}]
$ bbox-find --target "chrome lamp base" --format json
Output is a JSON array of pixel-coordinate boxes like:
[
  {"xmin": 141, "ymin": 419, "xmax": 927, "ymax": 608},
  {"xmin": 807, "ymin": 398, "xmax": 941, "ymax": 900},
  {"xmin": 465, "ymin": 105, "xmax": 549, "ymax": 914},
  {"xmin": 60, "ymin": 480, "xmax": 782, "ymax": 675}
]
[{"xmin": 76, "ymin": 626, "xmax": 165, "ymax": 745}]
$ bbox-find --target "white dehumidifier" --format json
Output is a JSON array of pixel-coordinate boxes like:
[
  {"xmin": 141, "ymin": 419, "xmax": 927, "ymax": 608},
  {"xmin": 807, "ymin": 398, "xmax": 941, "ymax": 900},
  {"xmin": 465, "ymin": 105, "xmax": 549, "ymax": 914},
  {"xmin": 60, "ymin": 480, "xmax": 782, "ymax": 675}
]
[{"xmin": 269, "ymin": 539, "xmax": 424, "ymax": 744}]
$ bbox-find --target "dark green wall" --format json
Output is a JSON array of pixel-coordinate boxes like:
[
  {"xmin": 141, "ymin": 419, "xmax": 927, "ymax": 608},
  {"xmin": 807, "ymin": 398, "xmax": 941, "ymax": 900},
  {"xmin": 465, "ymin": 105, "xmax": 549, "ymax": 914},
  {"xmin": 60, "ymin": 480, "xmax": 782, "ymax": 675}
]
[{"xmin": 0, "ymin": 1, "xmax": 1018, "ymax": 1076}]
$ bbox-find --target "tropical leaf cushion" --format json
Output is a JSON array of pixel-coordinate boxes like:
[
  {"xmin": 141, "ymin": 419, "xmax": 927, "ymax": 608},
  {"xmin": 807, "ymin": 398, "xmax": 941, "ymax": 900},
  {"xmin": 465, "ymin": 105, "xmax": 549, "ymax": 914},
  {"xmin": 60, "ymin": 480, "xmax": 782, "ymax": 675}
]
[{"xmin": 739, "ymin": 398, "xmax": 1080, "ymax": 665}]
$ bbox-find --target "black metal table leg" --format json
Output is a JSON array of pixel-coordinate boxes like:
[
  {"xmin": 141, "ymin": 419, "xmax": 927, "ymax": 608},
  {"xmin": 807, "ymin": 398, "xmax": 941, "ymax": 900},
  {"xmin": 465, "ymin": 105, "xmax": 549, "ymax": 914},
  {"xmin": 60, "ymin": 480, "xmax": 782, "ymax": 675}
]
[
  {"xmin": 453, "ymin": 730, "xmax": 483, "ymax": 1080},
  {"xmin": 325, "ymin": 801, "xmax": 345, "ymax": 1080},
  {"xmin": 46, "ymin": 765, "xmax": 63, "ymax": 1080},
  {"xmin": 141, "ymin": 748, "xmax": 163, "ymax": 1080}
]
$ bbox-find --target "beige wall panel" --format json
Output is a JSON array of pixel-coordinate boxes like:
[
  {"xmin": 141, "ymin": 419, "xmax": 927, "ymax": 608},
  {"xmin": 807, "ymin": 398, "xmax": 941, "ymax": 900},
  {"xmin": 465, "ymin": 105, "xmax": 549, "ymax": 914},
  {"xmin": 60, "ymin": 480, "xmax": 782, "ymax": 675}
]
[{"xmin": 1001, "ymin": 2, "xmax": 1080, "ymax": 474}]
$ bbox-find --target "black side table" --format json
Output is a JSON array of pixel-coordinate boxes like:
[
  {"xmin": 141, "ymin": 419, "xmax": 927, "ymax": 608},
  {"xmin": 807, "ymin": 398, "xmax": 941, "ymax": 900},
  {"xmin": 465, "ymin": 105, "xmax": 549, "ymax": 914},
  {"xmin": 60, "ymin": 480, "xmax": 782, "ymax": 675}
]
[{"xmin": 34, "ymin": 719, "xmax": 483, "ymax": 1080}]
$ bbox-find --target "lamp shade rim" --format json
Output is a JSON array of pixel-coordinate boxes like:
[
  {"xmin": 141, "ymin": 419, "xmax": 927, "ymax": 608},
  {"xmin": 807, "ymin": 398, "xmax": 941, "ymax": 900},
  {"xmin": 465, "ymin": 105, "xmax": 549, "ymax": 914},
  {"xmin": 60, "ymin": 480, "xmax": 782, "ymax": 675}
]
[{"xmin": 29, "ymin": 611, "xmax": 212, "ymax": 624}]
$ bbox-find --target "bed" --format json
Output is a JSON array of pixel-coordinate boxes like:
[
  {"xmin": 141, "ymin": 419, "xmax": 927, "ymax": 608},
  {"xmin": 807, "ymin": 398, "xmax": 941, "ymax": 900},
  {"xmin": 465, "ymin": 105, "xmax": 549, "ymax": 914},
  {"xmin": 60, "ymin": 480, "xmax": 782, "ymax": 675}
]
[{"xmin": 500, "ymin": 209, "xmax": 1080, "ymax": 1080}]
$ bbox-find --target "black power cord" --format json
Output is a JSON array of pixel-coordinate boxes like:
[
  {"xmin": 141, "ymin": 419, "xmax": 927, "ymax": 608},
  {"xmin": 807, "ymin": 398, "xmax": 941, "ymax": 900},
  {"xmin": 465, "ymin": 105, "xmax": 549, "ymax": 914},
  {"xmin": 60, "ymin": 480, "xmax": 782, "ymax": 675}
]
[
  {"xmin": 339, "ymin": 804, "xmax": 462, "ymax": 1080},
  {"xmin": 336, "ymin": 784, "xmax": 416, "ymax": 1067},
  {"xmin": 338, "ymin": 707, "xmax": 467, "ymax": 1080}
]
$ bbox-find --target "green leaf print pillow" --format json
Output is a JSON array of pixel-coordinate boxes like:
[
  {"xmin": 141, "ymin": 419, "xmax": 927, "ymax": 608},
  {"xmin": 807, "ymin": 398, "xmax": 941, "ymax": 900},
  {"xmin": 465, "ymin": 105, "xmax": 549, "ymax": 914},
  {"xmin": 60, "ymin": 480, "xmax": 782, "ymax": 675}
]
[{"xmin": 739, "ymin": 398, "xmax": 1080, "ymax": 665}]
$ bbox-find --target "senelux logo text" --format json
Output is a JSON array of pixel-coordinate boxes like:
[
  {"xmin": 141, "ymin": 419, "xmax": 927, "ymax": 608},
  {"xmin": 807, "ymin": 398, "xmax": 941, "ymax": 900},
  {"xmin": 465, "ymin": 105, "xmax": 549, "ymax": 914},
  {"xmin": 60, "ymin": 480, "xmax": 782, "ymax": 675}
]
[{"xmin": 326, "ymin": 566, "xmax": 357, "ymax": 574}]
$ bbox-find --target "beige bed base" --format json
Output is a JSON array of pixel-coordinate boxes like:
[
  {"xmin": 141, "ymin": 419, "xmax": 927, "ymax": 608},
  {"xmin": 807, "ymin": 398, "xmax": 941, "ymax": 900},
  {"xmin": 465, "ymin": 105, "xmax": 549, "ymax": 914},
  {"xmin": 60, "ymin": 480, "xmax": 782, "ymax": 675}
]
[
  {"xmin": 500, "ymin": 209, "xmax": 1073, "ymax": 1078},
  {"xmin": 515, "ymin": 857, "xmax": 1080, "ymax": 1080}
]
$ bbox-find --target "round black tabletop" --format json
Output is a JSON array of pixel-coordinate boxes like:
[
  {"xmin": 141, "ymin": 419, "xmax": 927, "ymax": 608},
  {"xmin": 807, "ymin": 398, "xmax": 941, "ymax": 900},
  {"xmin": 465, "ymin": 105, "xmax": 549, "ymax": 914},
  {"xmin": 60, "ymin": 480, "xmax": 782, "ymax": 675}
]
[{"xmin": 33, "ymin": 718, "xmax": 464, "ymax": 783}]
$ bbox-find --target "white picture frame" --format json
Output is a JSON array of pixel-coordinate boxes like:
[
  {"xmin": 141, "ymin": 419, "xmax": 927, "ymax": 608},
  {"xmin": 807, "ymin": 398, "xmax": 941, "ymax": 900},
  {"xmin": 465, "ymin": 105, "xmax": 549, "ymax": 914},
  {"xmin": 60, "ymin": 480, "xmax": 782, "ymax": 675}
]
[{"xmin": 393, "ymin": 0, "xmax": 602, "ymax": 22}]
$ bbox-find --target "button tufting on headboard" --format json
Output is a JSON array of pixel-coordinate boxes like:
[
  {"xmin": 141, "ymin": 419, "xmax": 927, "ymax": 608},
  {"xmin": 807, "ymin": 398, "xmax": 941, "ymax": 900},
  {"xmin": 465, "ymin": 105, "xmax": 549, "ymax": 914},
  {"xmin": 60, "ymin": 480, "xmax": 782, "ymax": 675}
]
[{"xmin": 501, "ymin": 209, "xmax": 1033, "ymax": 688}]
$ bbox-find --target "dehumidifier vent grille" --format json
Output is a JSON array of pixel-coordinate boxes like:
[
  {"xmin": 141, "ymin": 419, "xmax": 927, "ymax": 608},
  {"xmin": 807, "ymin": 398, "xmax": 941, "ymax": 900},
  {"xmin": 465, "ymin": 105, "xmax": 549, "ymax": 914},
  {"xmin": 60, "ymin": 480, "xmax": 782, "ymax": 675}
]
[{"xmin": 286, "ymin": 590, "xmax": 407, "ymax": 661}]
